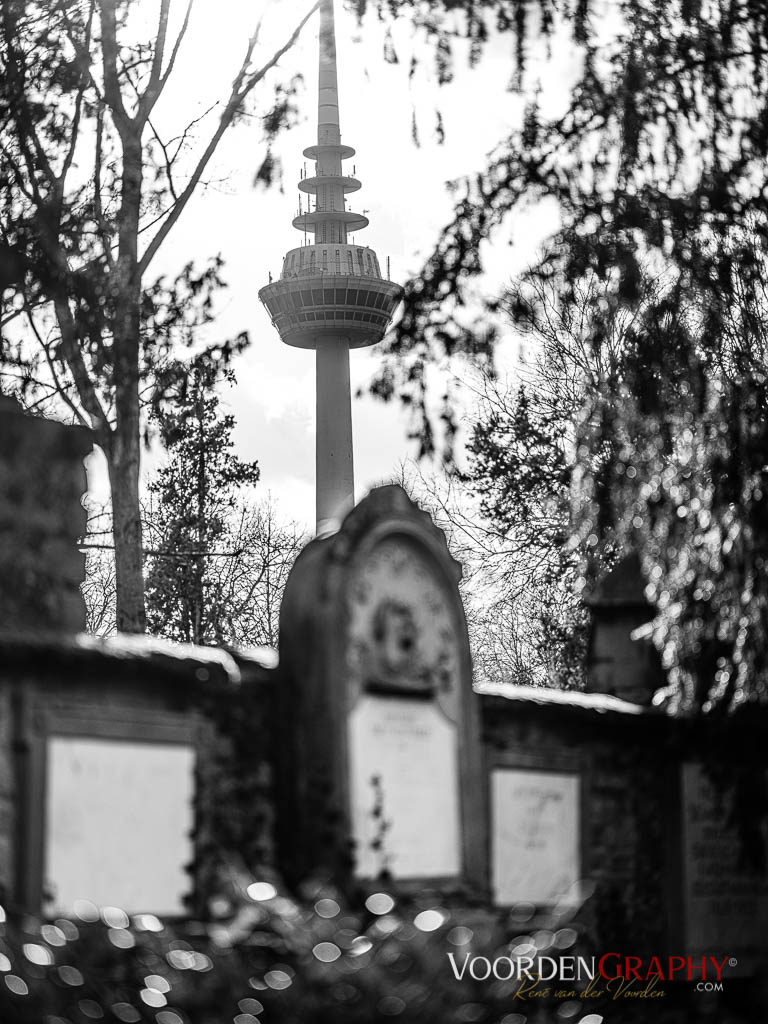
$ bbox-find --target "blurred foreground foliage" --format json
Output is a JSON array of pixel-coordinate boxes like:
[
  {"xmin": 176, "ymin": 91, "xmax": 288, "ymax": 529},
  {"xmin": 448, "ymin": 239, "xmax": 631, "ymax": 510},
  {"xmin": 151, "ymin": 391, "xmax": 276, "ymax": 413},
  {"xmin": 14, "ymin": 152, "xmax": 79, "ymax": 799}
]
[
  {"xmin": 0, "ymin": 873, "xmax": 593, "ymax": 1024},
  {"xmin": 0, "ymin": 867, "xmax": 758, "ymax": 1023},
  {"xmin": 9, "ymin": 868, "xmax": 741, "ymax": 1024}
]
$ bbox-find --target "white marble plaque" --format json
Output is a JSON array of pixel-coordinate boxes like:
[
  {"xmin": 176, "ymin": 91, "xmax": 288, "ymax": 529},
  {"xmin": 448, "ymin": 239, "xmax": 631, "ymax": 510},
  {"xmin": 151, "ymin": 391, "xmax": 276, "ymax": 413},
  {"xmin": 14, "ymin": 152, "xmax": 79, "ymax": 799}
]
[
  {"xmin": 491, "ymin": 769, "xmax": 580, "ymax": 905},
  {"xmin": 348, "ymin": 695, "xmax": 461, "ymax": 878},
  {"xmin": 682, "ymin": 763, "xmax": 768, "ymax": 972},
  {"xmin": 45, "ymin": 737, "xmax": 195, "ymax": 915}
]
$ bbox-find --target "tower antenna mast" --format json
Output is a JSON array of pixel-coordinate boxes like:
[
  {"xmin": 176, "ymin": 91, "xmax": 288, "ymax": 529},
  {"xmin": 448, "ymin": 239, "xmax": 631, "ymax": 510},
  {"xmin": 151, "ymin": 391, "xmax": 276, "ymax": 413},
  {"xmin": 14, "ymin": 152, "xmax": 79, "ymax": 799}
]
[{"xmin": 258, "ymin": 0, "xmax": 402, "ymax": 534}]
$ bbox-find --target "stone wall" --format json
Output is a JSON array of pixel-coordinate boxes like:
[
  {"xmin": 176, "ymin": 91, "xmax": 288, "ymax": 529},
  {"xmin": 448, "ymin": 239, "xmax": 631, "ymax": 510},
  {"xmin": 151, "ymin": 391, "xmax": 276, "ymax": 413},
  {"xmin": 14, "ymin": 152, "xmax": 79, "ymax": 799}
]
[
  {"xmin": 481, "ymin": 689, "xmax": 672, "ymax": 952},
  {"xmin": 0, "ymin": 398, "xmax": 92, "ymax": 632},
  {"xmin": 0, "ymin": 681, "xmax": 12, "ymax": 905},
  {"xmin": 481, "ymin": 684, "xmax": 768, "ymax": 974},
  {"xmin": 0, "ymin": 634, "xmax": 277, "ymax": 915}
]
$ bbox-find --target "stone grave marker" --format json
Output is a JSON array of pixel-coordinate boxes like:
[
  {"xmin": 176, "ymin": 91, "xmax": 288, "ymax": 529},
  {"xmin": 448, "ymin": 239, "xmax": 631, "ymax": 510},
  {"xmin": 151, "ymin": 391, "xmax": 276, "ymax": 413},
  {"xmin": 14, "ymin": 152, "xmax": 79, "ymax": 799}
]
[{"xmin": 277, "ymin": 485, "xmax": 485, "ymax": 893}]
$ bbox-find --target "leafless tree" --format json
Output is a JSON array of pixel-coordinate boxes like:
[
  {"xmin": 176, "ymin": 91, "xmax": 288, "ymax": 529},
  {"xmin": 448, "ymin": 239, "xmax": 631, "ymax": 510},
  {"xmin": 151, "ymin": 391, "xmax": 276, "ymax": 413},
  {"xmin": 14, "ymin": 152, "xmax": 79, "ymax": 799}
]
[
  {"xmin": 81, "ymin": 493, "xmax": 305, "ymax": 648},
  {"xmin": 0, "ymin": 0, "xmax": 317, "ymax": 631},
  {"xmin": 80, "ymin": 506, "xmax": 118, "ymax": 636}
]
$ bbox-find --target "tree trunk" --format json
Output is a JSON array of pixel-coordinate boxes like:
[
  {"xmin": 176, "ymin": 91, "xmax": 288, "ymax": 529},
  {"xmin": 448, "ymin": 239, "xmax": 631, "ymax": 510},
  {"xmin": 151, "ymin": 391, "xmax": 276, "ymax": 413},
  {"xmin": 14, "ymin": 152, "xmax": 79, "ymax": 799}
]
[
  {"xmin": 108, "ymin": 128, "xmax": 146, "ymax": 633},
  {"xmin": 107, "ymin": 407, "xmax": 146, "ymax": 634}
]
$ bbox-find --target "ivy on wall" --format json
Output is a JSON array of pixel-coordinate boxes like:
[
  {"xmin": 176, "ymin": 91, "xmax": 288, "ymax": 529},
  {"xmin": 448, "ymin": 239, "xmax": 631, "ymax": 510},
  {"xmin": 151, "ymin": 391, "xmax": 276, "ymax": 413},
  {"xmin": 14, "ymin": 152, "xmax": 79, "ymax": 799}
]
[{"xmin": 191, "ymin": 676, "xmax": 277, "ymax": 914}]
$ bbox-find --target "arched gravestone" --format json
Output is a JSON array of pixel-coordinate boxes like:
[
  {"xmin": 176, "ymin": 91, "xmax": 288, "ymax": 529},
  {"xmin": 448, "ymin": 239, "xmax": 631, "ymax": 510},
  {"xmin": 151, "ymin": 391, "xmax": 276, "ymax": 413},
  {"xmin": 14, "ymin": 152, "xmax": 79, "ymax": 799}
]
[{"xmin": 277, "ymin": 485, "xmax": 485, "ymax": 894}]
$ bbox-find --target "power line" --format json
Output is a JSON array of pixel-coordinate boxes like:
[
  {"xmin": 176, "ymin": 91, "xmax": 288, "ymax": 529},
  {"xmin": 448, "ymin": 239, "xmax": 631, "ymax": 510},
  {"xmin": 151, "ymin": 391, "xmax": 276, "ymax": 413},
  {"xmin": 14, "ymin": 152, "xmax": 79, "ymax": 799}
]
[{"xmin": 79, "ymin": 542, "xmax": 246, "ymax": 559}]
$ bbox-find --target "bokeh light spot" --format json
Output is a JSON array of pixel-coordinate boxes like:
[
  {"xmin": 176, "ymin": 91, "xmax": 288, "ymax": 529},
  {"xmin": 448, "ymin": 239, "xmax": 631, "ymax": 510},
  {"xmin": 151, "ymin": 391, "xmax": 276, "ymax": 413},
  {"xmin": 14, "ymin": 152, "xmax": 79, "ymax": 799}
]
[
  {"xmin": 510, "ymin": 939, "xmax": 536, "ymax": 957},
  {"xmin": 271, "ymin": 897, "xmax": 299, "ymax": 918},
  {"xmin": 59, "ymin": 965, "xmax": 84, "ymax": 986},
  {"xmin": 167, "ymin": 949, "xmax": 195, "ymax": 970},
  {"xmin": 314, "ymin": 898, "xmax": 340, "ymax": 918},
  {"xmin": 557, "ymin": 1002, "xmax": 582, "ymax": 1019},
  {"xmin": 111, "ymin": 1004, "xmax": 141, "ymax": 1023},
  {"xmin": 55, "ymin": 919, "xmax": 79, "ymax": 941},
  {"xmin": 5, "ymin": 975, "xmax": 28, "ymax": 996},
  {"xmin": 313, "ymin": 942, "xmax": 341, "ymax": 963},
  {"xmin": 553, "ymin": 928, "xmax": 578, "ymax": 950},
  {"xmin": 140, "ymin": 988, "xmax": 167, "ymax": 1008},
  {"xmin": 108, "ymin": 929, "xmax": 135, "ymax": 949},
  {"xmin": 133, "ymin": 915, "xmax": 163, "ymax": 932},
  {"xmin": 365, "ymin": 892, "xmax": 394, "ymax": 915},
  {"xmin": 509, "ymin": 902, "xmax": 535, "ymax": 923},
  {"xmin": 209, "ymin": 897, "xmax": 232, "ymax": 918},
  {"xmin": 156, "ymin": 1013, "xmax": 184, "ymax": 1024},
  {"xmin": 144, "ymin": 974, "xmax": 170, "ymax": 994},
  {"xmin": 41, "ymin": 924, "xmax": 67, "ymax": 947},
  {"xmin": 414, "ymin": 909, "xmax": 444, "ymax": 932},
  {"xmin": 23, "ymin": 942, "xmax": 53, "ymax": 966},
  {"xmin": 349, "ymin": 937, "xmax": 372, "ymax": 956},
  {"xmin": 246, "ymin": 882, "xmax": 277, "ymax": 902},
  {"xmin": 372, "ymin": 915, "xmax": 400, "ymax": 936},
  {"xmin": 377, "ymin": 995, "xmax": 405, "ymax": 1016},
  {"xmin": 264, "ymin": 969, "xmax": 292, "ymax": 990},
  {"xmin": 101, "ymin": 906, "xmax": 129, "ymax": 930},
  {"xmin": 73, "ymin": 899, "xmax": 99, "ymax": 922},
  {"xmin": 238, "ymin": 998, "xmax": 263, "ymax": 1014},
  {"xmin": 447, "ymin": 926, "xmax": 473, "ymax": 945},
  {"xmin": 78, "ymin": 999, "xmax": 104, "ymax": 1018}
]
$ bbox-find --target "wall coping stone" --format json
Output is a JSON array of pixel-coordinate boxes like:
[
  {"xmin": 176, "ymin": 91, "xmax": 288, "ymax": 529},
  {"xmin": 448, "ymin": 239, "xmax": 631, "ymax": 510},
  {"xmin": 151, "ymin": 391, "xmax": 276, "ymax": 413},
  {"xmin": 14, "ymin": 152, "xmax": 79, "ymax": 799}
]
[
  {"xmin": 479, "ymin": 682, "xmax": 649, "ymax": 716},
  {"xmin": 0, "ymin": 631, "xmax": 243, "ymax": 689}
]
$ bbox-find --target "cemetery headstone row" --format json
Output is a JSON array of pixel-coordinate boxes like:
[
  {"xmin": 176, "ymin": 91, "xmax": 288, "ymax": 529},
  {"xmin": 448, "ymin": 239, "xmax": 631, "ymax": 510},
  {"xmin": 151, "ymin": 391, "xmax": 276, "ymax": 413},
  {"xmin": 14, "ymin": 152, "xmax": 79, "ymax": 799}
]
[{"xmin": 0, "ymin": 404, "xmax": 765, "ymax": 1015}]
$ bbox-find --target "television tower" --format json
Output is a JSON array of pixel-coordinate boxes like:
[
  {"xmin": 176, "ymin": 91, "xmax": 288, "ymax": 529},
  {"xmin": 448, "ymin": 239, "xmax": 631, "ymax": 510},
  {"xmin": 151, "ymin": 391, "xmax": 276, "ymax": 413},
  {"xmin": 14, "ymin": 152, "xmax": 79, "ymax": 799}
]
[{"xmin": 258, "ymin": 0, "xmax": 402, "ymax": 535}]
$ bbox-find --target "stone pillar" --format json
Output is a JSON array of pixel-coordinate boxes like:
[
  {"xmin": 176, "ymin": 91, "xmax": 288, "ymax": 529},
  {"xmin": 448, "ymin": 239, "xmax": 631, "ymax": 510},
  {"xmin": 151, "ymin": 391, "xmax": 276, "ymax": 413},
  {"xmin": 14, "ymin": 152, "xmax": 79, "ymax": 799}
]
[
  {"xmin": 0, "ymin": 398, "xmax": 92, "ymax": 632},
  {"xmin": 586, "ymin": 552, "xmax": 664, "ymax": 704},
  {"xmin": 315, "ymin": 338, "xmax": 354, "ymax": 534}
]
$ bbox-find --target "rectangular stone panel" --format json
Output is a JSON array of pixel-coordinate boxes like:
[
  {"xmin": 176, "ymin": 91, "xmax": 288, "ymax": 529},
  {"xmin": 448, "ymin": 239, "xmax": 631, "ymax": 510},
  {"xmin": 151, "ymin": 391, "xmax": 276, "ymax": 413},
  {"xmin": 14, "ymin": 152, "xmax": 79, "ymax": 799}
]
[
  {"xmin": 491, "ymin": 768, "xmax": 581, "ymax": 905},
  {"xmin": 45, "ymin": 737, "xmax": 195, "ymax": 916},
  {"xmin": 348, "ymin": 695, "xmax": 461, "ymax": 879}
]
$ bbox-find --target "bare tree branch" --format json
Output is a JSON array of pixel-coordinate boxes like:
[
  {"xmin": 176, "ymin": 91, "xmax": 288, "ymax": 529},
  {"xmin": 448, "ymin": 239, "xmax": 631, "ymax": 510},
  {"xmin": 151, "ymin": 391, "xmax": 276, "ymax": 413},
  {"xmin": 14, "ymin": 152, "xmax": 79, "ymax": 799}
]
[
  {"xmin": 138, "ymin": 1, "xmax": 319, "ymax": 275},
  {"xmin": 158, "ymin": 0, "xmax": 195, "ymax": 94},
  {"xmin": 99, "ymin": 0, "xmax": 129, "ymax": 132}
]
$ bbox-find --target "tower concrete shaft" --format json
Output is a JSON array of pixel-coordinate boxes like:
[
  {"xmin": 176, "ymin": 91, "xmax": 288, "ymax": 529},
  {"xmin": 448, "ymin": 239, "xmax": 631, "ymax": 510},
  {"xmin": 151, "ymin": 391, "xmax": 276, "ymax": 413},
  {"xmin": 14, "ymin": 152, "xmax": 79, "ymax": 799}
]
[
  {"xmin": 315, "ymin": 0, "xmax": 353, "ymax": 534},
  {"xmin": 258, "ymin": 0, "xmax": 402, "ymax": 534},
  {"xmin": 316, "ymin": 338, "xmax": 354, "ymax": 532}
]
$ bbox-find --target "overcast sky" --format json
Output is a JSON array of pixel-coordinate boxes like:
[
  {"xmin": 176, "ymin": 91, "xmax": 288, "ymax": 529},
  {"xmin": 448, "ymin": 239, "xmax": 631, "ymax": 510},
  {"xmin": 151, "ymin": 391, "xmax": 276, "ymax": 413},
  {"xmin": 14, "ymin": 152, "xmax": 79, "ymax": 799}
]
[{"xmin": 87, "ymin": 0, "xmax": 574, "ymax": 528}]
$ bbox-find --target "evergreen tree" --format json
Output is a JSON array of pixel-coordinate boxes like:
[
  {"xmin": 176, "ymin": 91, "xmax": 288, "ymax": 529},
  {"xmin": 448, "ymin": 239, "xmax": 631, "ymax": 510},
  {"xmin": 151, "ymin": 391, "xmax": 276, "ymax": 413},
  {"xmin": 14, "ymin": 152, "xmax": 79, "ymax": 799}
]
[{"xmin": 145, "ymin": 364, "xmax": 259, "ymax": 646}]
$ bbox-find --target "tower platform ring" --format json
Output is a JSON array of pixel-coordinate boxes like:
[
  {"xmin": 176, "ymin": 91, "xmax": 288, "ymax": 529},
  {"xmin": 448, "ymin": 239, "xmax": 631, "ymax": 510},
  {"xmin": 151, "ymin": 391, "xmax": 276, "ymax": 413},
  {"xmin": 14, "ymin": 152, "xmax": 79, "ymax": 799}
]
[
  {"xmin": 258, "ymin": 274, "xmax": 403, "ymax": 350},
  {"xmin": 298, "ymin": 175, "xmax": 362, "ymax": 195},
  {"xmin": 292, "ymin": 210, "xmax": 369, "ymax": 233},
  {"xmin": 303, "ymin": 143, "xmax": 356, "ymax": 161}
]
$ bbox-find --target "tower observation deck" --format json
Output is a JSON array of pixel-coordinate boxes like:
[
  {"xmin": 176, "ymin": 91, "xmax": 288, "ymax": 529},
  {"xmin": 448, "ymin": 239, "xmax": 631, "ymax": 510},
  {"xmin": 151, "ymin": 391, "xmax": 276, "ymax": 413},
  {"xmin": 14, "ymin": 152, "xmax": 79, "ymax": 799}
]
[{"xmin": 258, "ymin": 0, "xmax": 402, "ymax": 534}]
